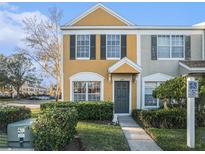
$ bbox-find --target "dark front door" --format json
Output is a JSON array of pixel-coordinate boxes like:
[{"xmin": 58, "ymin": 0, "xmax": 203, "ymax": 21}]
[{"xmin": 114, "ymin": 81, "xmax": 129, "ymax": 113}]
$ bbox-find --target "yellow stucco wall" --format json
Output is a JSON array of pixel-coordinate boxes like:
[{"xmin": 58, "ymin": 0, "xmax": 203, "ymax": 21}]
[
  {"xmin": 112, "ymin": 63, "xmax": 139, "ymax": 74},
  {"xmin": 73, "ymin": 8, "xmax": 128, "ymax": 26},
  {"xmin": 63, "ymin": 34, "xmax": 137, "ymax": 111}
]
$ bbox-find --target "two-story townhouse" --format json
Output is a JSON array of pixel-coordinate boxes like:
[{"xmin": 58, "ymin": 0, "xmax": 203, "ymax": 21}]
[{"xmin": 61, "ymin": 3, "xmax": 205, "ymax": 116}]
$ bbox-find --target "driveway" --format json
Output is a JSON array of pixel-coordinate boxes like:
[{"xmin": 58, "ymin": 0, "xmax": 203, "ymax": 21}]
[{"xmin": 0, "ymin": 99, "xmax": 55, "ymax": 109}]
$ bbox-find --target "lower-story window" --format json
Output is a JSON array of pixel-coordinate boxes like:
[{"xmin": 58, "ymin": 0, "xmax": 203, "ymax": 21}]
[
  {"xmin": 73, "ymin": 81, "xmax": 86, "ymax": 101},
  {"xmin": 73, "ymin": 81, "xmax": 101, "ymax": 101},
  {"xmin": 144, "ymin": 82, "xmax": 161, "ymax": 107}
]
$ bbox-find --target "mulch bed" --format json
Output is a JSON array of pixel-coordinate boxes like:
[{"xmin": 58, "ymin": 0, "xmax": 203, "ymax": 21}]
[{"xmin": 64, "ymin": 136, "xmax": 85, "ymax": 151}]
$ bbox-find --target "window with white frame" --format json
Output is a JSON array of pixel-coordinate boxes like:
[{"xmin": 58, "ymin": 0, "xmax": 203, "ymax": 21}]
[
  {"xmin": 88, "ymin": 82, "xmax": 101, "ymax": 101},
  {"xmin": 73, "ymin": 81, "xmax": 101, "ymax": 101},
  {"xmin": 73, "ymin": 81, "xmax": 86, "ymax": 101},
  {"xmin": 76, "ymin": 35, "xmax": 90, "ymax": 59},
  {"xmin": 144, "ymin": 81, "xmax": 161, "ymax": 107},
  {"xmin": 157, "ymin": 35, "xmax": 185, "ymax": 59},
  {"xmin": 106, "ymin": 35, "xmax": 121, "ymax": 59},
  {"xmin": 171, "ymin": 35, "xmax": 184, "ymax": 58}
]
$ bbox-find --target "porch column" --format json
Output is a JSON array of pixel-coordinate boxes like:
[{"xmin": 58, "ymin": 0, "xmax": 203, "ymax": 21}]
[{"xmin": 136, "ymin": 74, "xmax": 141, "ymax": 109}]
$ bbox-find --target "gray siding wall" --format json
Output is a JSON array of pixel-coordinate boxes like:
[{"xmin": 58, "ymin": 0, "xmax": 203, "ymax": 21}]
[
  {"xmin": 140, "ymin": 34, "xmax": 203, "ymax": 78},
  {"xmin": 191, "ymin": 35, "xmax": 202, "ymax": 60}
]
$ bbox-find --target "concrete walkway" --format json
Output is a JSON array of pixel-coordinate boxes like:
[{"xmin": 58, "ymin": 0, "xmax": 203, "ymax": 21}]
[
  {"xmin": 118, "ymin": 116, "xmax": 162, "ymax": 151},
  {"xmin": 0, "ymin": 148, "xmax": 34, "ymax": 151}
]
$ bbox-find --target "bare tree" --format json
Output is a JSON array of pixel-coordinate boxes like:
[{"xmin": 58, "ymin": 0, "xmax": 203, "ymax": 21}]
[{"xmin": 22, "ymin": 7, "xmax": 62, "ymax": 101}]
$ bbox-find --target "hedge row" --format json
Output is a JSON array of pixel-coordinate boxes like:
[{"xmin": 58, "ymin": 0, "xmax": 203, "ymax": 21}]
[
  {"xmin": 0, "ymin": 106, "xmax": 31, "ymax": 132},
  {"xmin": 197, "ymin": 110, "xmax": 205, "ymax": 127},
  {"xmin": 132, "ymin": 108, "xmax": 187, "ymax": 129},
  {"xmin": 132, "ymin": 108, "xmax": 205, "ymax": 129},
  {"xmin": 32, "ymin": 108, "xmax": 78, "ymax": 151},
  {"xmin": 40, "ymin": 101, "xmax": 113, "ymax": 121}
]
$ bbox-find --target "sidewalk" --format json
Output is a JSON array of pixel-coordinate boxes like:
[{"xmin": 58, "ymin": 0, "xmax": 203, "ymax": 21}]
[
  {"xmin": 0, "ymin": 148, "xmax": 34, "ymax": 151},
  {"xmin": 118, "ymin": 116, "xmax": 162, "ymax": 151}
]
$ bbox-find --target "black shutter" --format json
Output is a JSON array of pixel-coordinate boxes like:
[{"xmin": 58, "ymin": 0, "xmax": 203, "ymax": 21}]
[
  {"xmin": 185, "ymin": 35, "xmax": 191, "ymax": 60},
  {"xmin": 121, "ymin": 35, "xmax": 127, "ymax": 58},
  {"xmin": 90, "ymin": 35, "xmax": 96, "ymax": 60},
  {"xmin": 151, "ymin": 35, "xmax": 157, "ymax": 60},
  {"xmin": 101, "ymin": 35, "xmax": 106, "ymax": 60},
  {"xmin": 70, "ymin": 35, "xmax": 75, "ymax": 60}
]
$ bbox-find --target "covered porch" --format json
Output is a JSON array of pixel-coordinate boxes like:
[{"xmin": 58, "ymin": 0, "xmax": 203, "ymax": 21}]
[
  {"xmin": 108, "ymin": 57, "xmax": 142, "ymax": 115},
  {"xmin": 179, "ymin": 60, "xmax": 205, "ymax": 111}
]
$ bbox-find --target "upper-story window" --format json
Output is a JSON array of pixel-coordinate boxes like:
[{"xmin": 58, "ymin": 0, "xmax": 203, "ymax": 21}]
[
  {"xmin": 106, "ymin": 35, "xmax": 121, "ymax": 59},
  {"xmin": 157, "ymin": 35, "xmax": 185, "ymax": 59},
  {"xmin": 76, "ymin": 35, "xmax": 90, "ymax": 59}
]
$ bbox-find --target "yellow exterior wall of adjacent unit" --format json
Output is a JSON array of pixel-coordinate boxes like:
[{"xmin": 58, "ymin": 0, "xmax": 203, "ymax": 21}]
[
  {"xmin": 112, "ymin": 63, "xmax": 138, "ymax": 74},
  {"xmin": 63, "ymin": 34, "xmax": 137, "ymax": 110},
  {"xmin": 127, "ymin": 35, "xmax": 137, "ymax": 62},
  {"xmin": 73, "ymin": 8, "xmax": 128, "ymax": 26}
]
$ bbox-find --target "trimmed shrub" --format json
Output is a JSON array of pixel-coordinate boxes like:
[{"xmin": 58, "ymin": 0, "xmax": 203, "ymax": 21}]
[
  {"xmin": 0, "ymin": 106, "xmax": 31, "ymax": 132},
  {"xmin": 32, "ymin": 108, "xmax": 78, "ymax": 151},
  {"xmin": 196, "ymin": 109, "xmax": 205, "ymax": 127},
  {"xmin": 40, "ymin": 101, "xmax": 113, "ymax": 121},
  {"xmin": 132, "ymin": 108, "xmax": 187, "ymax": 129}
]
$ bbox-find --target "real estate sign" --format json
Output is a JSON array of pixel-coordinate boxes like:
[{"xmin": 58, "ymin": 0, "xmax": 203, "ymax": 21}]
[{"xmin": 187, "ymin": 80, "xmax": 199, "ymax": 98}]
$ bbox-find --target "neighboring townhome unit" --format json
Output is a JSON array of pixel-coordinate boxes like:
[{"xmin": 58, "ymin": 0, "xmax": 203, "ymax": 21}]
[{"xmin": 61, "ymin": 3, "xmax": 205, "ymax": 115}]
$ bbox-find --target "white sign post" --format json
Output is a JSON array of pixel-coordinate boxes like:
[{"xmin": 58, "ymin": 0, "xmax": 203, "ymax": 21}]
[{"xmin": 187, "ymin": 77, "xmax": 198, "ymax": 148}]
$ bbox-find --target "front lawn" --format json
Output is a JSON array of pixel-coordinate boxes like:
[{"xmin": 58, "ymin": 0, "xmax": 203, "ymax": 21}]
[
  {"xmin": 147, "ymin": 127, "xmax": 205, "ymax": 151},
  {"xmin": 31, "ymin": 108, "xmax": 40, "ymax": 118},
  {"xmin": 0, "ymin": 134, "xmax": 8, "ymax": 147},
  {"xmin": 77, "ymin": 121, "xmax": 129, "ymax": 151},
  {"xmin": 30, "ymin": 109, "xmax": 129, "ymax": 150}
]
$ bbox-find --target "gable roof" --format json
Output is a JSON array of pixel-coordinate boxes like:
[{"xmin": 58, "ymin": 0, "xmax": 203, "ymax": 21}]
[
  {"xmin": 108, "ymin": 57, "xmax": 142, "ymax": 73},
  {"xmin": 179, "ymin": 60, "xmax": 205, "ymax": 72},
  {"xmin": 64, "ymin": 3, "xmax": 135, "ymax": 27},
  {"xmin": 143, "ymin": 73, "xmax": 173, "ymax": 81}
]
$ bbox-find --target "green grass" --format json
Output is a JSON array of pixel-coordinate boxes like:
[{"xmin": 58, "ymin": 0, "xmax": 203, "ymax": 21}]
[
  {"xmin": 77, "ymin": 121, "xmax": 129, "ymax": 151},
  {"xmin": 147, "ymin": 127, "xmax": 205, "ymax": 151},
  {"xmin": 31, "ymin": 108, "xmax": 40, "ymax": 118},
  {"xmin": 0, "ymin": 134, "xmax": 8, "ymax": 147}
]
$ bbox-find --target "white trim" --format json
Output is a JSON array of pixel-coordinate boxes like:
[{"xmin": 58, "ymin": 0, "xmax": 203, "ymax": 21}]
[
  {"xmin": 142, "ymin": 73, "xmax": 173, "ymax": 109},
  {"xmin": 143, "ymin": 73, "xmax": 173, "ymax": 82},
  {"xmin": 61, "ymin": 34, "xmax": 64, "ymax": 101},
  {"xmin": 69, "ymin": 72, "xmax": 104, "ymax": 101},
  {"xmin": 203, "ymin": 30, "xmax": 205, "ymax": 60},
  {"xmin": 62, "ymin": 29, "xmax": 204, "ymax": 35},
  {"xmin": 108, "ymin": 57, "xmax": 142, "ymax": 73},
  {"xmin": 179, "ymin": 62, "xmax": 205, "ymax": 71},
  {"xmin": 157, "ymin": 58, "xmax": 185, "ymax": 61},
  {"xmin": 136, "ymin": 74, "xmax": 141, "ymax": 109},
  {"xmin": 157, "ymin": 35, "xmax": 185, "ymax": 60},
  {"xmin": 137, "ymin": 34, "xmax": 141, "ymax": 65},
  {"xmin": 113, "ymin": 80, "xmax": 132, "ymax": 116},
  {"xmin": 65, "ymin": 3, "xmax": 134, "ymax": 27},
  {"xmin": 76, "ymin": 58, "xmax": 90, "ymax": 60},
  {"xmin": 75, "ymin": 35, "xmax": 90, "ymax": 59},
  {"xmin": 61, "ymin": 26, "xmax": 205, "ymax": 30},
  {"xmin": 106, "ymin": 34, "xmax": 121, "ymax": 60},
  {"xmin": 106, "ymin": 58, "xmax": 121, "ymax": 60}
]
